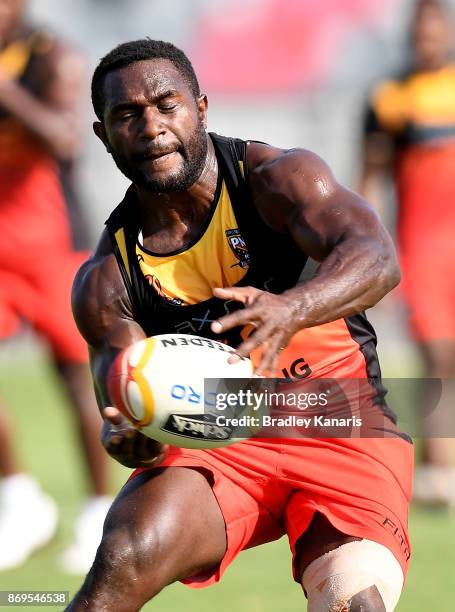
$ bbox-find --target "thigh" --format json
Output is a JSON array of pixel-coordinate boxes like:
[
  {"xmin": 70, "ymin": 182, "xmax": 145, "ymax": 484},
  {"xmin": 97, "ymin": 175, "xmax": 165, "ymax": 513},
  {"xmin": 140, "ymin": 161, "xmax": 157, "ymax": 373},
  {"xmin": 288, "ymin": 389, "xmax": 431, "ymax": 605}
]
[
  {"xmin": 71, "ymin": 466, "xmax": 228, "ymax": 611},
  {"xmin": 105, "ymin": 466, "xmax": 228, "ymax": 582},
  {"xmin": 282, "ymin": 438, "xmax": 413, "ymax": 584},
  {"xmin": 132, "ymin": 446, "xmax": 286, "ymax": 587},
  {"xmin": 294, "ymin": 511, "xmax": 360, "ymax": 579}
]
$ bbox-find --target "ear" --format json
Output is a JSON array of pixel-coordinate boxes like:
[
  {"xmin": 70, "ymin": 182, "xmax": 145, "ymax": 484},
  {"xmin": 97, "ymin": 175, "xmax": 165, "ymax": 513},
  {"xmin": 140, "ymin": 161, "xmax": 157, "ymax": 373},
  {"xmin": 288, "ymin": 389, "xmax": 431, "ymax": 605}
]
[
  {"xmin": 197, "ymin": 94, "xmax": 208, "ymax": 129},
  {"xmin": 93, "ymin": 121, "xmax": 112, "ymax": 153}
]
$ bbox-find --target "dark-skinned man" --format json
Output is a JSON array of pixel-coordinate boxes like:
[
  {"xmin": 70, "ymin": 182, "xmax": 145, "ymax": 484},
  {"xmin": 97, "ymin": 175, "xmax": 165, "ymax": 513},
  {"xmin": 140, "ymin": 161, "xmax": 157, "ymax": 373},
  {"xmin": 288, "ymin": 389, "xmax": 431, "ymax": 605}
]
[
  {"xmin": 68, "ymin": 39, "xmax": 413, "ymax": 611},
  {"xmin": 0, "ymin": 0, "xmax": 111, "ymax": 572}
]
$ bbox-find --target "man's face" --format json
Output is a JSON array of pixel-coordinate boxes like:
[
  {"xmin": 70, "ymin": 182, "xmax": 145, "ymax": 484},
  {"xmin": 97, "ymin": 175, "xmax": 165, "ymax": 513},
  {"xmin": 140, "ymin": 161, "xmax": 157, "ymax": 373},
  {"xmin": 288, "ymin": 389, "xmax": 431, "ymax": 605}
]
[
  {"xmin": 412, "ymin": 6, "xmax": 453, "ymax": 70},
  {"xmin": 0, "ymin": 0, "xmax": 26, "ymax": 43},
  {"xmin": 95, "ymin": 59, "xmax": 208, "ymax": 193}
]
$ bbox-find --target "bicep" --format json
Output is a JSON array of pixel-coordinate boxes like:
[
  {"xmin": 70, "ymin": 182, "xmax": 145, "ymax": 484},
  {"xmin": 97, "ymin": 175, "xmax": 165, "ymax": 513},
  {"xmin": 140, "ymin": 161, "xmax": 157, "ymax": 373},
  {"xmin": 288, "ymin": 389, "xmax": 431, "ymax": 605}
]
[
  {"xmin": 288, "ymin": 184, "xmax": 387, "ymax": 261},
  {"xmin": 250, "ymin": 148, "xmax": 389, "ymax": 261}
]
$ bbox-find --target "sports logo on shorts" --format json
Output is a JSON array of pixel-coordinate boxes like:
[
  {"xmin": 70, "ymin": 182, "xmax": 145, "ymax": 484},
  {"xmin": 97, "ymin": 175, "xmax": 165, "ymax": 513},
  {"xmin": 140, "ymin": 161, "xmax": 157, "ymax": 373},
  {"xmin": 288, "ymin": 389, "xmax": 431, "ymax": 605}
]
[{"xmin": 226, "ymin": 228, "xmax": 251, "ymax": 269}]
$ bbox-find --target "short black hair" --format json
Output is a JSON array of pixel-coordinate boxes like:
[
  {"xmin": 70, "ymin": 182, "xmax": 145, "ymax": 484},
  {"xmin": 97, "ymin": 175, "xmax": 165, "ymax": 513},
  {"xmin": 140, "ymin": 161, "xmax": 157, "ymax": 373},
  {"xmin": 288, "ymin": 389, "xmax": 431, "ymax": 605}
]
[{"xmin": 91, "ymin": 39, "xmax": 201, "ymax": 121}]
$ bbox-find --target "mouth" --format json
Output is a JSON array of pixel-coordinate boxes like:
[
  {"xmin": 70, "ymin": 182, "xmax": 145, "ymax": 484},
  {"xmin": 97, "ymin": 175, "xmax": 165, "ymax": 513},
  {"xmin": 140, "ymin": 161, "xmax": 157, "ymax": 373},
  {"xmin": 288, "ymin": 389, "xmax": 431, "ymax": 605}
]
[{"xmin": 136, "ymin": 148, "xmax": 179, "ymax": 163}]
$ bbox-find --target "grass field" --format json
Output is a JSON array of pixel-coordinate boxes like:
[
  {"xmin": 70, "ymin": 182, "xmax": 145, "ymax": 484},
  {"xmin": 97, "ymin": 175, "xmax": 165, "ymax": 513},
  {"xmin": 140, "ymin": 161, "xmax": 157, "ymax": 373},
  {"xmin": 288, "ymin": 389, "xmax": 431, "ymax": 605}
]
[{"xmin": 1, "ymin": 347, "xmax": 454, "ymax": 611}]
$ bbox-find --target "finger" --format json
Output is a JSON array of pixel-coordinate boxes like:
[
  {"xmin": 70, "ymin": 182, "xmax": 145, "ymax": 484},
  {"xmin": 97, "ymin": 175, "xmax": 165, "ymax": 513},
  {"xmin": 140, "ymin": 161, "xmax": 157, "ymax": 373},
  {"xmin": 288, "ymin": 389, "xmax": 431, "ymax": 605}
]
[
  {"xmin": 104, "ymin": 410, "xmax": 136, "ymax": 438},
  {"xmin": 255, "ymin": 335, "xmax": 284, "ymax": 376},
  {"xmin": 103, "ymin": 406, "xmax": 127, "ymax": 426},
  {"xmin": 136, "ymin": 444, "xmax": 169, "ymax": 468},
  {"xmin": 106, "ymin": 430, "xmax": 137, "ymax": 458},
  {"xmin": 269, "ymin": 352, "xmax": 282, "ymax": 378},
  {"xmin": 213, "ymin": 286, "xmax": 262, "ymax": 305},
  {"xmin": 111, "ymin": 433, "xmax": 165, "ymax": 468},
  {"xmin": 135, "ymin": 435, "xmax": 163, "ymax": 461},
  {"xmin": 227, "ymin": 325, "xmax": 274, "ymax": 362},
  {"xmin": 212, "ymin": 305, "xmax": 260, "ymax": 334},
  {"xmin": 108, "ymin": 434, "xmax": 122, "ymax": 446}
]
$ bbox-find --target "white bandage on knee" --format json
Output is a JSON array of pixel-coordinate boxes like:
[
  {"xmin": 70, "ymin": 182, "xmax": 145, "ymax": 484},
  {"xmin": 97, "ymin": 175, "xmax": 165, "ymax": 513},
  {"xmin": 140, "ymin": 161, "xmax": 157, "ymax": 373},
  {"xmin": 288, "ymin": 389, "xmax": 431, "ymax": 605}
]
[{"xmin": 302, "ymin": 539, "xmax": 404, "ymax": 612}]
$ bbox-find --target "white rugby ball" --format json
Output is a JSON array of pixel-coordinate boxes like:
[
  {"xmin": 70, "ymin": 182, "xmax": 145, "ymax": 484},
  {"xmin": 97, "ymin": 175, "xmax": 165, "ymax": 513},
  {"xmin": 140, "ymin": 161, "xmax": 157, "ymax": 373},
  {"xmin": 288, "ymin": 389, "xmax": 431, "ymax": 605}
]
[{"xmin": 107, "ymin": 333, "xmax": 253, "ymax": 449}]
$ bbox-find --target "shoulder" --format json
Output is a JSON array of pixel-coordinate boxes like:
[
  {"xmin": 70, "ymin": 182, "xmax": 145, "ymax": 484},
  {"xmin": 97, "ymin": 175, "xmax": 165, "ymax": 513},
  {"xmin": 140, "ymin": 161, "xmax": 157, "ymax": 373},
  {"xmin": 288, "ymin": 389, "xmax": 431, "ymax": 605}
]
[
  {"xmin": 244, "ymin": 142, "xmax": 338, "ymax": 230},
  {"xmin": 247, "ymin": 142, "xmax": 335, "ymax": 197},
  {"xmin": 246, "ymin": 141, "xmax": 334, "ymax": 188},
  {"xmin": 72, "ymin": 230, "xmax": 133, "ymax": 349}
]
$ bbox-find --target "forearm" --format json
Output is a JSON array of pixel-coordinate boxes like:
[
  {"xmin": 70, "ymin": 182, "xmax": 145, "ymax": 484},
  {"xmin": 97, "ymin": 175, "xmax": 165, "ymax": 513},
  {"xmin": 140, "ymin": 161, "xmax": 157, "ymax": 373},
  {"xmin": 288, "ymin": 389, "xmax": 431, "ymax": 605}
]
[
  {"xmin": 90, "ymin": 347, "xmax": 121, "ymax": 417},
  {"xmin": 283, "ymin": 235, "xmax": 400, "ymax": 328},
  {"xmin": 0, "ymin": 79, "xmax": 80, "ymax": 160}
]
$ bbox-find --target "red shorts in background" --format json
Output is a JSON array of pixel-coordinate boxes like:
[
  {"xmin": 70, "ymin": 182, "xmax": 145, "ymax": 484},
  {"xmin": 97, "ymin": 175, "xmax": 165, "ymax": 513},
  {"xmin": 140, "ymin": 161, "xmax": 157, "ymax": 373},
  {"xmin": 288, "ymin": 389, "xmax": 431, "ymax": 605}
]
[
  {"xmin": 0, "ymin": 148, "xmax": 89, "ymax": 363},
  {"xmin": 131, "ymin": 435, "xmax": 413, "ymax": 588},
  {"xmin": 0, "ymin": 251, "xmax": 89, "ymax": 363},
  {"xmin": 397, "ymin": 144, "xmax": 455, "ymax": 341}
]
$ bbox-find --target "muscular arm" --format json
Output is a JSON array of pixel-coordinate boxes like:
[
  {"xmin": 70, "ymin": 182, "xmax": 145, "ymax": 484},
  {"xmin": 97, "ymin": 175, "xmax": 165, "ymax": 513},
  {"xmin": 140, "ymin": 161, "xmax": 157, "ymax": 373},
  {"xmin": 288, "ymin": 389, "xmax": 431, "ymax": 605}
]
[
  {"xmin": 0, "ymin": 38, "xmax": 84, "ymax": 161},
  {"xmin": 212, "ymin": 143, "xmax": 400, "ymax": 372},
  {"xmin": 72, "ymin": 230, "xmax": 145, "ymax": 408},
  {"xmin": 72, "ymin": 231, "xmax": 164, "ymax": 467},
  {"xmin": 248, "ymin": 142, "xmax": 400, "ymax": 325}
]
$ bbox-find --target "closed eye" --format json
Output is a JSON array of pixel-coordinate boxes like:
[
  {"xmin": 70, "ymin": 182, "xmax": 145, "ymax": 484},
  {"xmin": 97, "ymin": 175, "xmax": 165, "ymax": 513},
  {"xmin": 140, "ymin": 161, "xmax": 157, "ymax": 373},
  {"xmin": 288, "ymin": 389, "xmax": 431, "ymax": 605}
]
[
  {"xmin": 158, "ymin": 102, "xmax": 178, "ymax": 113},
  {"xmin": 114, "ymin": 108, "xmax": 140, "ymax": 121}
]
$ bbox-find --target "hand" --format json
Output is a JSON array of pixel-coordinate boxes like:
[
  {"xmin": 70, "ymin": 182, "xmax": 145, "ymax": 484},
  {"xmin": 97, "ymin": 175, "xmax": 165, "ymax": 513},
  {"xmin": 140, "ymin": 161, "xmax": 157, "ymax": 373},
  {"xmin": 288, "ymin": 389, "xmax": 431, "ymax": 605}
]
[
  {"xmin": 101, "ymin": 407, "xmax": 168, "ymax": 469},
  {"xmin": 211, "ymin": 286, "xmax": 301, "ymax": 375}
]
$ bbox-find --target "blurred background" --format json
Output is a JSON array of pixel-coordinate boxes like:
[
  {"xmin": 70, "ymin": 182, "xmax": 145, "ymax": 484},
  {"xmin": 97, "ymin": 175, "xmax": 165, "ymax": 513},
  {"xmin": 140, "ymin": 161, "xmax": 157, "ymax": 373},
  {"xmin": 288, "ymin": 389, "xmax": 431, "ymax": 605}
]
[{"xmin": 1, "ymin": 0, "xmax": 454, "ymax": 609}]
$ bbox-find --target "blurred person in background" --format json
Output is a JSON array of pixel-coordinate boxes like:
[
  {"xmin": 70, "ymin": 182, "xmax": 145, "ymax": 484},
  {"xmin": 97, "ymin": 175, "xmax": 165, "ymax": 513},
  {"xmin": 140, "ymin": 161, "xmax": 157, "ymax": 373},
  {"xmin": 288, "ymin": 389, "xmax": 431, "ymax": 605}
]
[
  {"xmin": 0, "ymin": 0, "xmax": 111, "ymax": 572},
  {"xmin": 360, "ymin": 0, "xmax": 455, "ymax": 505}
]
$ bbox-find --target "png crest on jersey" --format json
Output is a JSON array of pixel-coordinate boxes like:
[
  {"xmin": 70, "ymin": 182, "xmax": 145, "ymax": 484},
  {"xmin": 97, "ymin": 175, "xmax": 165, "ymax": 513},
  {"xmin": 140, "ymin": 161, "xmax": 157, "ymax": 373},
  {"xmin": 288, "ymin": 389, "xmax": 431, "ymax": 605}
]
[{"xmin": 226, "ymin": 228, "xmax": 251, "ymax": 269}]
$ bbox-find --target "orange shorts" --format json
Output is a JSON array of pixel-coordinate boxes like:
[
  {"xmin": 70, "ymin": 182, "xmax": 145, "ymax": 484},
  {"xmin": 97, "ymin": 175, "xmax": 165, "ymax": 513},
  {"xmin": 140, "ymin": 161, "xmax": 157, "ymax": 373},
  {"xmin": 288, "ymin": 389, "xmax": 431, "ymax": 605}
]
[
  {"xmin": 132, "ymin": 435, "xmax": 413, "ymax": 588},
  {"xmin": 0, "ymin": 251, "xmax": 89, "ymax": 363}
]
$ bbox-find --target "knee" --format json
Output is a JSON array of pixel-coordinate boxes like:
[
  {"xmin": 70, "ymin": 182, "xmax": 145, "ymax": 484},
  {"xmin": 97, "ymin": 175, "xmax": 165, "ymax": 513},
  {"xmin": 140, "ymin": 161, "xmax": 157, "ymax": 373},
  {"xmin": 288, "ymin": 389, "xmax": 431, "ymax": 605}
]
[
  {"xmin": 306, "ymin": 580, "xmax": 388, "ymax": 612},
  {"xmin": 95, "ymin": 522, "xmax": 173, "ymax": 587},
  {"xmin": 70, "ymin": 526, "xmax": 166, "ymax": 611},
  {"xmin": 303, "ymin": 540, "xmax": 404, "ymax": 612},
  {"xmin": 91, "ymin": 530, "xmax": 141, "ymax": 585},
  {"xmin": 347, "ymin": 585, "xmax": 386, "ymax": 611}
]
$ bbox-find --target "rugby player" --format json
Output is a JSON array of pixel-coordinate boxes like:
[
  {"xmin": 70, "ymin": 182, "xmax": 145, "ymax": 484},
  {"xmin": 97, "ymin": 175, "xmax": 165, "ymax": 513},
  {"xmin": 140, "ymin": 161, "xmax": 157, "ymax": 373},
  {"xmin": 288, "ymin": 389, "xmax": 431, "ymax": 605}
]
[
  {"xmin": 0, "ymin": 0, "xmax": 111, "ymax": 571},
  {"xmin": 360, "ymin": 0, "xmax": 455, "ymax": 504},
  {"xmin": 68, "ymin": 39, "xmax": 413, "ymax": 611}
]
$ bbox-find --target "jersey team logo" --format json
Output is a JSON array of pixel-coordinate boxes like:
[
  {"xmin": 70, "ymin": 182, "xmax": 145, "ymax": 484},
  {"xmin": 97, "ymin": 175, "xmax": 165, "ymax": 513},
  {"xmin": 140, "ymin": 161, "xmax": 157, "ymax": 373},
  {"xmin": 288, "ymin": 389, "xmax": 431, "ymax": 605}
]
[
  {"xmin": 137, "ymin": 254, "xmax": 185, "ymax": 305},
  {"xmin": 226, "ymin": 228, "xmax": 251, "ymax": 269}
]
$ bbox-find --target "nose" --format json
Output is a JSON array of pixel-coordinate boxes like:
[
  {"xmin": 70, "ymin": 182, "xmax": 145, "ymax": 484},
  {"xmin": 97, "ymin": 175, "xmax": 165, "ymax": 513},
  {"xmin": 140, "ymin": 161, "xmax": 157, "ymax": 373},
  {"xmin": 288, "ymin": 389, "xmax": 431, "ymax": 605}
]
[{"xmin": 139, "ymin": 107, "xmax": 166, "ymax": 140}]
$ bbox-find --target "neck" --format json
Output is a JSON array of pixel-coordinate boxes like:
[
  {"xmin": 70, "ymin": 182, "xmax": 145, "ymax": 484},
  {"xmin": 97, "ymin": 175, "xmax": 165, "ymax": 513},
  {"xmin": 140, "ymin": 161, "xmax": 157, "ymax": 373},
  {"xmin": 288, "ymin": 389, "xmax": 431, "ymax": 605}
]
[
  {"xmin": 135, "ymin": 136, "xmax": 219, "ymax": 248},
  {"xmin": 416, "ymin": 56, "xmax": 450, "ymax": 71}
]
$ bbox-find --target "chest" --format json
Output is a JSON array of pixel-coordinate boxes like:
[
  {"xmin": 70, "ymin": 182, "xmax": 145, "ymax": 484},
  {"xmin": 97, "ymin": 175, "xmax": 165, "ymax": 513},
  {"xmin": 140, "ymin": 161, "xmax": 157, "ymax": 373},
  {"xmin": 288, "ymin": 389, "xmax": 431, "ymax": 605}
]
[{"xmin": 136, "ymin": 182, "xmax": 250, "ymax": 304}]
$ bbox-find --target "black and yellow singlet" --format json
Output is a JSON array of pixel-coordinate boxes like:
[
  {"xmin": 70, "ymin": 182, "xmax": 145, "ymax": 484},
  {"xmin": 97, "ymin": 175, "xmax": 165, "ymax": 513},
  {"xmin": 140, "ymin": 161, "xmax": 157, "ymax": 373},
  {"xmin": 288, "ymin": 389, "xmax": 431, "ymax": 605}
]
[
  {"xmin": 366, "ymin": 63, "xmax": 455, "ymax": 146},
  {"xmin": 365, "ymin": 64, "xmax": 455, "ymax": 250},
  {"xmin": 106, "ymin": 133, "xmax": 307, "ymax": 346},
  {"xmin": 106, "ymin": 133, "xmax": 410, "ymax": 433},
  {"xmin": 107, "ymin": 132, "xmax": 409, "ymax": 433}
]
